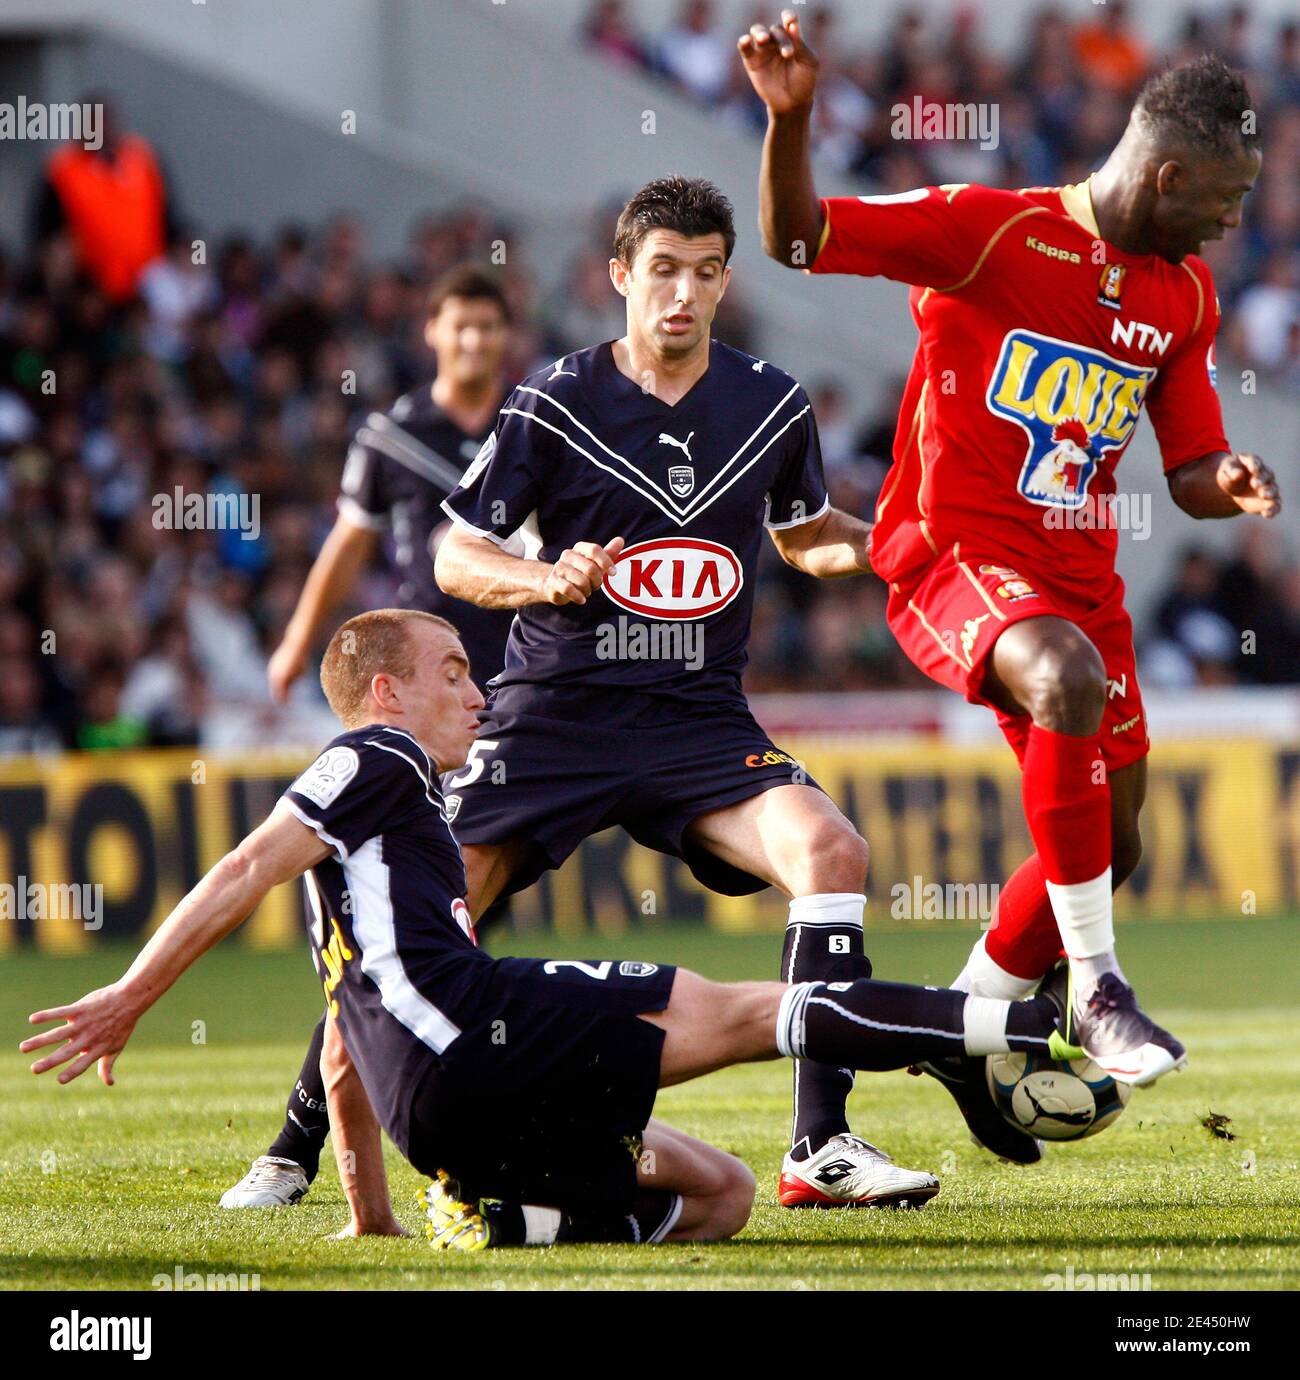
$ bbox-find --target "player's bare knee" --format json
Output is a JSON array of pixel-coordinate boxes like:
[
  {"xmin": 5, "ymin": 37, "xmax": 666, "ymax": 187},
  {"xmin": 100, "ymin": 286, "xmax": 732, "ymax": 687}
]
[
  {"xmin": 1021, "ymin": 635, "xmax": 1105, "ymax": 733},
  {"xmin": 693, "ymin": 1154, "xmax": 755, "ymax": 1241},
  {"xmin": 717, "ymin": 1155, "xmax": 756, "ymax": 1238},
  {"xmin": 805, "ymin": 821, "xmax": 869, "ymax": 893}
]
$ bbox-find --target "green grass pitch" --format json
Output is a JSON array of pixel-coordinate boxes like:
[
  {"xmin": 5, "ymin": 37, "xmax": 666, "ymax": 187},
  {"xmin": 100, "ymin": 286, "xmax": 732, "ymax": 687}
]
[{"xmin": 2, "ymin": 918, "xmax": 1297, "ymax": 1291}]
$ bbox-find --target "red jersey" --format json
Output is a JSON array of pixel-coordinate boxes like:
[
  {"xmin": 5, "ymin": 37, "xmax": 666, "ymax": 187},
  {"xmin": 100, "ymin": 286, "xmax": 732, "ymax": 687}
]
[{"xmin": 811, "ymin": 181, "xmax": 1230, "ymax": 598}]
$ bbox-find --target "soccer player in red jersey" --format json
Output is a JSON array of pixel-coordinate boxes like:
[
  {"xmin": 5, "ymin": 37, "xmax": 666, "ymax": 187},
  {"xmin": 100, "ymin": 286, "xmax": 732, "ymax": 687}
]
[{"xmin": 741, "ymin": 13, "xmax": 1281, "ymax": 1151}]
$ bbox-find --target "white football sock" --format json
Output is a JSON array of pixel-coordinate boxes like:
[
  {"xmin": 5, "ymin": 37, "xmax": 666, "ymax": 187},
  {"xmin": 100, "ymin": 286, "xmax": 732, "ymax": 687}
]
[
  {"xmin": 1044, "ymin": 868, "xmax": 1121, "ymax": 998},
  {"xmin": 962, "ymin": 995, "xmax": 1013, "ymax": 1056},
  {"xmin": 521, "ymin": 1205, "xmax": 563, "ymax": 1245},
  {"xmin": 951, "ymin": 932, "xmax": 1039, "ymax": 1000},
  {"xmin": 786, "ymin": 891, "xmax": 866, "ymax": 932}
]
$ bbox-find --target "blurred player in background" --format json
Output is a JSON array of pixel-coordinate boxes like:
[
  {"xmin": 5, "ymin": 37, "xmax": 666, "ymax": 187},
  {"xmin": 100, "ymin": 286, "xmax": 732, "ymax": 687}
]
[
  {"xmin": 742, "ymin": 12, "xmax": 1281, "ymax": 1160},
  {"xmin": 267, "ymin": 264, "xmax": 515, "ymax": 702},
  {"xmin": 221, "ymin": 264, "xmax": 515, "ymax": 1208}
]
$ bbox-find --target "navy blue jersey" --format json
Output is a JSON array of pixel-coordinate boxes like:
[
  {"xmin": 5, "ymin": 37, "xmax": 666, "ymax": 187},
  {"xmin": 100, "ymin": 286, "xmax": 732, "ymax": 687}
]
[
  {"xmin": 442, "ymin": 342, "xmax": 828, "ymax": 709},
  {"xmin": 339, "ymin": 385, "xmax": 513, "ymax": 685},
  {"xmin": 281, "ymin": 724, "xmax": 492, "ymax": 1151}
]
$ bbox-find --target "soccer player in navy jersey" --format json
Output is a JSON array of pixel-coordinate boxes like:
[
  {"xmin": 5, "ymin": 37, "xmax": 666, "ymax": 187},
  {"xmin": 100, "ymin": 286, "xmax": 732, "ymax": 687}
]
[
  {"xmin": 221, "ymin": 265, "xmax": 516, "ymax": 1209},
  {"xmin": 431, "ymin": 174, "xmax": 946, "ymax": 1208},
  {"xmin": 223, "ymin": 177, "xmax": 940, "ymax": 1212},
  {"xmin": 23, "ymin": 610, "xmax": 1074, "ymax": 1248}
]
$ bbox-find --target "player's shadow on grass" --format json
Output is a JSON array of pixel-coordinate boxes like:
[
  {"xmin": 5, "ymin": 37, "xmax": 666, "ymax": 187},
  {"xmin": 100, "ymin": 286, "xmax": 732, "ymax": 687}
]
[{"xmin": 750, "ymin": 1232, "xmax": 1289, "ymax": 1253}]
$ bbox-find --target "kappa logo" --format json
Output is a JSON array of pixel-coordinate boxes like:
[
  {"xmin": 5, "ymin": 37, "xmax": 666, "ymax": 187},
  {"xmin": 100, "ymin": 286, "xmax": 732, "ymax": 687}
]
[
  {"xmin": 603, "ymin": 537, "xmax": 743, "ymax": 620},
  {"xmin": 960, "ymin": 614, "xmax": 990, "ymax": 662}
]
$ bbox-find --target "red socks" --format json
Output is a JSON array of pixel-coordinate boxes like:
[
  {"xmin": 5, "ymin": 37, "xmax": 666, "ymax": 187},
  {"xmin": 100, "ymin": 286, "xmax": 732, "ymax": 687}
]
[
  {"xmin": 1020, "ymin": 723, "xmax": 1111, "ymax": 885},
  {"xmin": 984, "ymin": 854, "xmax": 1063, "ymax": 981},
  {"xmin": 984, "ymin": 725, "xmax": 1112, "ymax": 981}
]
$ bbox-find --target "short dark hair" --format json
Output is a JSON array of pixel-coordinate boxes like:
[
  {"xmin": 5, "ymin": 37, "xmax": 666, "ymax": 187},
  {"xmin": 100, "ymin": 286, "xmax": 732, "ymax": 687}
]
[
  {"xmin": 426, "ymin": 264, "xmax": 511, "ymax": 322},
  {"xmin": 1134, "ymin": 54, "xmax": 1260, "ymax": 157},
  {"xmin": 613, "ymin": 176, "xmax": 736, "ymax": 268}
]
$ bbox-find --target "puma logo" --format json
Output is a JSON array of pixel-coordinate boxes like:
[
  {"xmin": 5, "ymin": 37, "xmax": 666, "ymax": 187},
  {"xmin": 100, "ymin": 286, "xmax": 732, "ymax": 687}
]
[
  {"xmin": 658, "ymin": 430, "xmax": 694, "ymax": 463},
  {"xmin": 548, "ymin": 358, "xmax": 577, "ymax": 381}
]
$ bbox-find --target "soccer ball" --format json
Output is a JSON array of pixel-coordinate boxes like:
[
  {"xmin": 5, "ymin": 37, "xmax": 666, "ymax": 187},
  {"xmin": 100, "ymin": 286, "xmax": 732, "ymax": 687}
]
[{"xmin": 986, "ymin": 1051, "xmax": 1132, "ymax": 1141}]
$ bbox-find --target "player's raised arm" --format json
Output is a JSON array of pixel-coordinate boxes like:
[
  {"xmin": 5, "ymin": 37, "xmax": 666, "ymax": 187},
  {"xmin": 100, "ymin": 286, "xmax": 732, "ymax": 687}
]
[
  {"xmin": 268, "ymin": 511, "xmax": 377, "ymax": 702},
  {"xmin": 21, "ymin": 806, "xmax": 329, "ymax": 1086},
  {"xmin": 739, "ymin": 11, "xmax": 824, "ymax": 266}
]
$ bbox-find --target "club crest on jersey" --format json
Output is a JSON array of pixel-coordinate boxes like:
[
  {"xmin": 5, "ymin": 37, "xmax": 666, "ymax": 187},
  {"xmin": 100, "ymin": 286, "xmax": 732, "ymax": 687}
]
[
  {"xmin": 1098, "ymin": 263, "xmax": 1126, "ymax": 310},
  {"xmin": 603, "ymin": 537, "xmax": 742, "ymax": 620},
  {"xmin": 658, "ymin": 431, "xmax": 696, "ymax": 497},
  {"xmin": 986, "ymin": 329, "xmax": 1156, "ymax": 511}
]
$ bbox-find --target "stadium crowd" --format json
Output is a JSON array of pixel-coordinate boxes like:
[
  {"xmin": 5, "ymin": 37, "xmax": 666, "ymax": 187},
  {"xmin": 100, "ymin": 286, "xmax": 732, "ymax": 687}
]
[{"xmin": 0, "ymin": 4, "xmax": 1297, "ymax": 755}]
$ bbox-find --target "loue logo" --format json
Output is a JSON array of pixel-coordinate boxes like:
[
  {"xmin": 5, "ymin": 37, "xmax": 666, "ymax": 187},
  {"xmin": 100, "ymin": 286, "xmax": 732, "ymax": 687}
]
[{"xmin": 985, "ymin": 329, "xmax": 1155, "ymax": 510}]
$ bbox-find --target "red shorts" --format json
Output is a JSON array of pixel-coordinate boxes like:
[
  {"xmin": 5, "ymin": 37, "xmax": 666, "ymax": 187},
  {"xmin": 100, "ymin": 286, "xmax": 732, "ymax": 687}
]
[{"xmin": 886, "ymin": 547, "xmax": 1150, "ymax": 771}]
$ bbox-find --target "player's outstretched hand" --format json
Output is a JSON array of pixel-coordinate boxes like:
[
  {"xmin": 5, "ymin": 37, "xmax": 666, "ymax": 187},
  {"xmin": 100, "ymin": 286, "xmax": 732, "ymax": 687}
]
[
  {"xmin": 738, "ymin": 9, "xmax": 819, "ymax": 115},
  {"xmin": 541, "ymin": 536, "xmax": 625, "ymax": 606},
  {"xmin": 1217, "ymin": 452, "xmax": 1281, "ymax": 517},
  {"xmin": 21, "ymin": 984, "xmax": 140, "ymax": 1086}
]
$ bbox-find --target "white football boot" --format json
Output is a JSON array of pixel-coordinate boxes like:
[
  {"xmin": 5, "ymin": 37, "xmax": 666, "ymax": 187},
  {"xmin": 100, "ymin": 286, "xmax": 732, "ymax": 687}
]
[
  {"xmin": 219, "ymin": 1155, "xmax": 310, "ymax": 1208},
  {"xmin": 778, "ymin": 1134, "xmax": 940, "ymax": 1209}
]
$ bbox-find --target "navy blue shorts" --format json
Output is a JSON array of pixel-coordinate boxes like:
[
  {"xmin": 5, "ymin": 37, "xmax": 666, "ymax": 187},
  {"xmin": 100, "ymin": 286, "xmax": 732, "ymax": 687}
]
[
  {"xmin": 404, "ymin": 956, "xmax": 676, "ymax": 1210},
  {"xmin": 443, "ymin": 688, "xmax": 820, "ymax": 896}
]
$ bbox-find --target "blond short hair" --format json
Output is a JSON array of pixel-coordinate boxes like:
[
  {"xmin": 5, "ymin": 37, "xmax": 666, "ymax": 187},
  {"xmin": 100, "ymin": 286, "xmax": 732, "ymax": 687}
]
[{"xmin": 320, "ymin": 609, "xmax": 459, "ymax": 727}]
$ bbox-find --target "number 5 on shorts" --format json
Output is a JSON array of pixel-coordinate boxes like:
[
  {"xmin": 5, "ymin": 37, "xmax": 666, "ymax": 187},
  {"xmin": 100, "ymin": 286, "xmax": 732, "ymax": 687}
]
[{"xmin": 445, "ymin": 738, "xmax": 500, "ymax": 789}]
